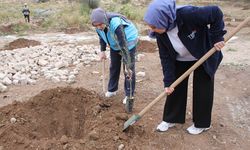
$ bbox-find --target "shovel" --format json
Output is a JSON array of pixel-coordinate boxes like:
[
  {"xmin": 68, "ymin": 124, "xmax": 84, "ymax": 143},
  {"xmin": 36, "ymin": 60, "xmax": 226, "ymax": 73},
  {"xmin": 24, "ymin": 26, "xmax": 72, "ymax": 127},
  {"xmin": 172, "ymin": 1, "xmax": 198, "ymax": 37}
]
[{"xmin": 123, "ymin": 17, "xmax": 250, "ymax": 131}]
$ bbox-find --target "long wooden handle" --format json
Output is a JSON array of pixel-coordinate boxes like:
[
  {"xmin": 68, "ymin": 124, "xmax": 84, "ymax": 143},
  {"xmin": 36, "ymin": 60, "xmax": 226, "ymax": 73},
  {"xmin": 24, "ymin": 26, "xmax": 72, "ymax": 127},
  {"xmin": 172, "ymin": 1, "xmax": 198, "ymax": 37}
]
[
  {"xmin": 102, "ymin": 59, "xmax": 106, "ymax": 93},
  {"xmin": 138, "ymin": 17, "xmax": 250, "ymax": 117}
]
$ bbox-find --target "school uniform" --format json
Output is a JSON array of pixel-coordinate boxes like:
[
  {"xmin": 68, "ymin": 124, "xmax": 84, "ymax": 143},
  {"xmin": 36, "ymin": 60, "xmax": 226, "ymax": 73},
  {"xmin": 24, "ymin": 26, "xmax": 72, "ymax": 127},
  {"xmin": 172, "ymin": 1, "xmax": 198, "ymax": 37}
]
[{"xmin": 147, "ymin": 5, "xmax": 226, "ymax": 128}]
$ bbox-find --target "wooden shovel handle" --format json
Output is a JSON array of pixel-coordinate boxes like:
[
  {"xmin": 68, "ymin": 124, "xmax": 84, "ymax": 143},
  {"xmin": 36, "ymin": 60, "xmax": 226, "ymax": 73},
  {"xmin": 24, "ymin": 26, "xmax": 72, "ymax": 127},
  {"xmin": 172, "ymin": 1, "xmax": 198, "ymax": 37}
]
[
  {"xmin": 102, "ymin": 59, "xmax": 106, "ymax": 93},
  {"xmin": 138, "ymin": 17, "xmax": 250, "ymax": 117}
]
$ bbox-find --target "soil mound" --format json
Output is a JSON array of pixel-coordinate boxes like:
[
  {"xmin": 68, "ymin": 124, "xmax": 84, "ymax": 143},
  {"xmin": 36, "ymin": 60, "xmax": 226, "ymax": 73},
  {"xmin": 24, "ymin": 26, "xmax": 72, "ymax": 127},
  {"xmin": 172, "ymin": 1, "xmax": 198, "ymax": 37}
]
[
  {"xmin": 0, "ymin": 87, "xmax": 146, "ymax": 150},
  {"xmin": 137, "ymin": 40, "xmax": 157, "ymax": 53},
  {"xmin": 3, "ymin": 38, "xmax": 41, "ymax": 50}
]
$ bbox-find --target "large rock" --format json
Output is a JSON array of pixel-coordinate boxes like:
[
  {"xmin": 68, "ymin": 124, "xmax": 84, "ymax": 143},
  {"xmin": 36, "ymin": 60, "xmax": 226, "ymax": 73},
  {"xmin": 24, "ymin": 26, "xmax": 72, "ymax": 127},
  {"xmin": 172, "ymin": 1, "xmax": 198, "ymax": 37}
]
[{"xmin": 2, "ymin": 77, "xmax": 12, "ymax": 85}]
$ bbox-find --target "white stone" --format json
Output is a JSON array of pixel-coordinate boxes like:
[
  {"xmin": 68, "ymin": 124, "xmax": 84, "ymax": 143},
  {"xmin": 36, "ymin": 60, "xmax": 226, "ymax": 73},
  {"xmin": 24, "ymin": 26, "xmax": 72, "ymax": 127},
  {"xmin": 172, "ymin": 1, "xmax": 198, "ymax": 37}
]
[
  {"xmin": 76, "ymin": 63, "xmax": 83, "ymax": 68},
  {"xmin": 60, "ymin": 76, "xmax": 68, "ymax": 81},
  {"xmin": 84, "ymin": 60, "xmax": 91, "ymax": 65},
  {"xmin": 73, "ymin": 60, "xmax": 80, "ymax": 65},
  {"xmin": 57, "ymin": 69, "xmax": 69, "ymax": 76},
  {"xmin": 6, "ymin": 73, "xmax": 13, "ymax": 80},
  {"xmin": 38, "ymin": 59, "xmax": 49, "ymax": 66},
  {"xmin": 20, "ymin": 67, "xmax": 26, "ymax": 73},
  {"xmin": 68, "ymin": 75, "xmax": 76, "ymax": 80},
  {"xmin": 55, "ymin": 61, "xmax": 68, "ymax": 69},
  {"xmin": 118, "ymin": 144, "xmax": 125, "ymax": 150},
  {"xmin": 12, "ymin": 80, "xmax": 19, "ymax": 85},
  {"xmin": 67, "ymin": 75, "xmax": 76, "ymax": 83},
  {"xmin": 0, "ymin": 73, "xmax": 6, "ymax": 79},
  {"xmin": 10, "ymin": 117, "xmax": 17, "ymax": 123},
  {"xmin": 45, "ymin": 74, "xmax": 53, "ymax": 80},
  {"xmin": 92, "ymin": 71, "xmax": 99, "ymax": 74},
  {"xmin": 20, "ymin": 78, "xmax": 28, "ymax": 85},
  {"xmin": 13, "ymin": 72, "xmax": 21, "ymax": 80},
  {"xmin": 51, "ymin": 76, "xmax": 60, "ymax": 83},
  {"xmin": 30, "ymin": 71, "xmax": 38, "ymax": 75},
  {"xmin": 27, "ymin": 79, "xmax": 36, "ymax": 85},
  {"xmin": 71, "ymin": 70, "xmax": 79, "ymax": 75},
  {"xmin": 13, "ymin": 65, "xmax": 22, "ymax": 71},
  {"xmin": 31, "ymin": 74, "xmax": 39, "ymax": 79},
  {"xmin": 2, "ymin": 77, "xmax": 12, "ymax": 85},
  {"xmin": 7, "ymin": 69, "xmax": 16, "ymax": 74},
  {"xmin": 136, "ymin": 72, "xmax": 146, "ymax": 77},
  {"xmin": 0, "ymin": 83, "xmax": 7, "ymax": 92},
  {"xmin": 67, "ymin": 78, "xmax": 75, "ymax": 84}
]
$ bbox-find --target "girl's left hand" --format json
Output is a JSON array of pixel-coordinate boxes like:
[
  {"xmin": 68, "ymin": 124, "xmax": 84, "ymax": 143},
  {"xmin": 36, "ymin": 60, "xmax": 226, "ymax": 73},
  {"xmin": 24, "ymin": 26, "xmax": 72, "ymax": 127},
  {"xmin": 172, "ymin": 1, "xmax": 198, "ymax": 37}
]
[{"xmin": 214, "ymin": 41, "xmax": 225, "ymax": 51}]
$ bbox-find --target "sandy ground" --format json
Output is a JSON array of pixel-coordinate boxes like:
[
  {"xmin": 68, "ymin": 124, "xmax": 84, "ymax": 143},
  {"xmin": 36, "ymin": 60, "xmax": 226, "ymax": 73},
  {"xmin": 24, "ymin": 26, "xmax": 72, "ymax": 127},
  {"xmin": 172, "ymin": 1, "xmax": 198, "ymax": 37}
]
[{"xmin": 0, "ymin": 33, "xmax": 249, "ymax": 149}]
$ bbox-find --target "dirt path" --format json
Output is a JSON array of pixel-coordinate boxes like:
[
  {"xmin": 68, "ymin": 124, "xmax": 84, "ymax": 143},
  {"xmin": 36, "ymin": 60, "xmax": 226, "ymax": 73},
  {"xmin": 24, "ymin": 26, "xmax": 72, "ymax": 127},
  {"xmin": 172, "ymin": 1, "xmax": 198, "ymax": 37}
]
[{"xmin": 0, "ymin": 45, "xmax": 250, "ymax": 149}]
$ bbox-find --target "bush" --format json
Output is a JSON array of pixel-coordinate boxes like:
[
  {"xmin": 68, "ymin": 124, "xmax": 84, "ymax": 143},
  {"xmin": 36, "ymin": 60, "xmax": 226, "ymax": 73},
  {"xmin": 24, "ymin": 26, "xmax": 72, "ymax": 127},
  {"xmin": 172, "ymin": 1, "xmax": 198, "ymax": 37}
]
[
  {"xmin": 12, "ymin": 23, "xmax": 30, "ymax": 33},
  {"xmin": 119, "ymin": 4, "xmax": 145, "ymax": 21}
]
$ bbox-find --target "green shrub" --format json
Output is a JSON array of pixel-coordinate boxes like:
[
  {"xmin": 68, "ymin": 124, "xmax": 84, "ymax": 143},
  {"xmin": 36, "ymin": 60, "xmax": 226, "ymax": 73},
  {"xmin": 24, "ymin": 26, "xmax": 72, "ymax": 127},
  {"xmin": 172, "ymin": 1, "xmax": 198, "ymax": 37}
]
[
  {"xmin": 120, "ymin": 4, "xmax": 145, "ymax": 21},
  {"xmin": 12, "ymin": 23, "xmax": 30, "ymax": 33}
]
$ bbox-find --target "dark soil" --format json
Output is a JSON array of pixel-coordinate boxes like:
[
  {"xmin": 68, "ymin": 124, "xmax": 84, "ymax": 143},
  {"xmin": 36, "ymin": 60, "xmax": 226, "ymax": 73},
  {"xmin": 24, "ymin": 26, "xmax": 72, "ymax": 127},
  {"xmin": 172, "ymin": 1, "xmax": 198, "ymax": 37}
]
[
  {"xmin": 137, "ymin": 40, "xmax": 157, "ymax": 53},
  {"xmin": 2, "ymin": 38, "xmax": 41, "ymax": 50},
  {"xmin": 0, "ymin": 87, "xmax": 147, "ymax": 150}
]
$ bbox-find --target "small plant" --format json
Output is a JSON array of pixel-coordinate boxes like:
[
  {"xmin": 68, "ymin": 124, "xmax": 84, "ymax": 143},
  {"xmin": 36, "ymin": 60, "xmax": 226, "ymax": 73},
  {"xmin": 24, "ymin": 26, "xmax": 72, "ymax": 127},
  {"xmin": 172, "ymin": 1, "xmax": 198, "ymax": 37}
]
[
  {"xmin": 12, "ymin": 23, "xmax": 30, "ymax": 33},
  {"xmin": 120, "ymin": 4, "xmax": 145, "ymax": 21}
]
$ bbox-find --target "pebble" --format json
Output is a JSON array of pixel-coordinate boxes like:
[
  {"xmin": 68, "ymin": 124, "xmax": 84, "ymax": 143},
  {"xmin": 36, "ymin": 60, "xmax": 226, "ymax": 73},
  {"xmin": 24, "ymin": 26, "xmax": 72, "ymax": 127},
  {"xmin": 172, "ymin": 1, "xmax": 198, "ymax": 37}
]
[
  {"xmin": 88, "ymin": 130, "xmax": 99, "ymax": 141},
  {"xmin": 60, "ymin": 135, "xmax": 69, "ymax": 145},
  {"xmin": 113, "ymin": 136, "xmax": 120, "ymax": 141},
  {"xmin": 118, "ymin": 144, "xmax": 125, "ymax": 150},
  {"xmin": 0, "ymin": 83, "xmax": 7, "ymax": 92},
  {"xmin": 136, "ymin": 71, "xmax": 146, "ymax": 77},
  {"xmin": 92, "ymin": 71, "xmax": 100, "ymax": 74},
  {"xmin": 10, "ymin": 117, "xmax": 17, "ymax": 124}
]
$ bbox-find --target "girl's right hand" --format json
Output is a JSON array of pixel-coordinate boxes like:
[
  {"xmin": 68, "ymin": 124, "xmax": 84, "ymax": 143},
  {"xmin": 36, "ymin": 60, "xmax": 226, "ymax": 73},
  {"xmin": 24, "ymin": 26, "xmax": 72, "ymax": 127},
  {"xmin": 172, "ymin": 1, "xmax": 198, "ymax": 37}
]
[
  {"xmin": 99, "ymin": 51, "xmax": 107, "ymax": 60},
  {"xmin": 165, "ymin": 87, "xmax": 174, "ymax": 95}
]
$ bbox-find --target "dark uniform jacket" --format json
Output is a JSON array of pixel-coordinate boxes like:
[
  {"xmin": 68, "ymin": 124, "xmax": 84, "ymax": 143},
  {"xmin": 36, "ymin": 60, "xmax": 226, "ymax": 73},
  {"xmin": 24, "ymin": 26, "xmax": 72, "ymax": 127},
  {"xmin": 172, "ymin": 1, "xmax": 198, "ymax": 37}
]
[{"xmin": 156, "ymin": 6, "xmax": 227, "ymax": 87}]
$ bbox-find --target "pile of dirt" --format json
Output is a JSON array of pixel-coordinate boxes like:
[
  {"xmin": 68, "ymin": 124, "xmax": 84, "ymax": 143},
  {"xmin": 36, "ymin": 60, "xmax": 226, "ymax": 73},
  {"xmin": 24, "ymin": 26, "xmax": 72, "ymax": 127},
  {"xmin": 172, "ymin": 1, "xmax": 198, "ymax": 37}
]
[
  {"xmin": 137, "ymin": 40, "xmax": 157, "ymax": 53},
  {"xmin": 0, "ymin": 87, "xmax": 147, "ymax": 150},
  {"xmin": 3, "ymin": 38, "xmax": 41, "ymax": 50}
]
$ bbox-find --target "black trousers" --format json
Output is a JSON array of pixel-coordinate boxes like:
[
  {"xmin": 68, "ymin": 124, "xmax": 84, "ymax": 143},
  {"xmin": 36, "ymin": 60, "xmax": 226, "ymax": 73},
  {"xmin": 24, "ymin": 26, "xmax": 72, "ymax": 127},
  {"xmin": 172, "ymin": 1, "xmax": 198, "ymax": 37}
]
[
  {"xmin": 24, "ymin": 15, "xmax": 30, "ymax": 23},
  {"xmin": 163, "ymin": 61, "xmax": 214, "ymax": 128},
  {"xmin": 108, "ymin": 47, "xmax": 136, "ymax": 97}
]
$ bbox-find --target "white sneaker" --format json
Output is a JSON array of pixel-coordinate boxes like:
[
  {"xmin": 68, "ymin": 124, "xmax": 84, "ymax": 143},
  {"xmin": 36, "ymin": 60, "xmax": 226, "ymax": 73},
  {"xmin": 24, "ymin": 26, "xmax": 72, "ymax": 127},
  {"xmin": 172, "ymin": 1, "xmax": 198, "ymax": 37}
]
[
  {"xmin": 156, "ymin": 121, "xmax": 175, "ymax": 132},
  {"xmin": 123, "ymin": 96, "xmax": 127, "ymax": 104},
  {"xmin": 105, "ymin": 91, "xmax": 117, "ymax": 98},
  {"xmin": 187, "ymin": 124, "xmax": 211, "ymax": 135}
]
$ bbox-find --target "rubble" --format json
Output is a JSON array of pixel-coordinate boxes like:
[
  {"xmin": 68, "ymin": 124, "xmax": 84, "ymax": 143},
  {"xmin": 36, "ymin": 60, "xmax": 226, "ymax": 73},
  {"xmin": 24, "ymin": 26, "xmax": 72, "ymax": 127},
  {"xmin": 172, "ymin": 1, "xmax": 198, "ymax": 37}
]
[{"xmin": 0, "ymin": 44, "xmax": 100, "ymax": 92}]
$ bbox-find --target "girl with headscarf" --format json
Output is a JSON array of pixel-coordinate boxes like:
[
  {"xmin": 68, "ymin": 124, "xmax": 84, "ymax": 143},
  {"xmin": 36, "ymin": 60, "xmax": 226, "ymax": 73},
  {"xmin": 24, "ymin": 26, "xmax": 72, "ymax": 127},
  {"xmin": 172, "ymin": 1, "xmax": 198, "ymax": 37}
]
[
  {"xmin": 90, "ymin": 8, "xmax": 138, "ymax": 108},
  {"xmin": 144, "ymin": 0, "xmax": 226, "ymax": 134}
]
